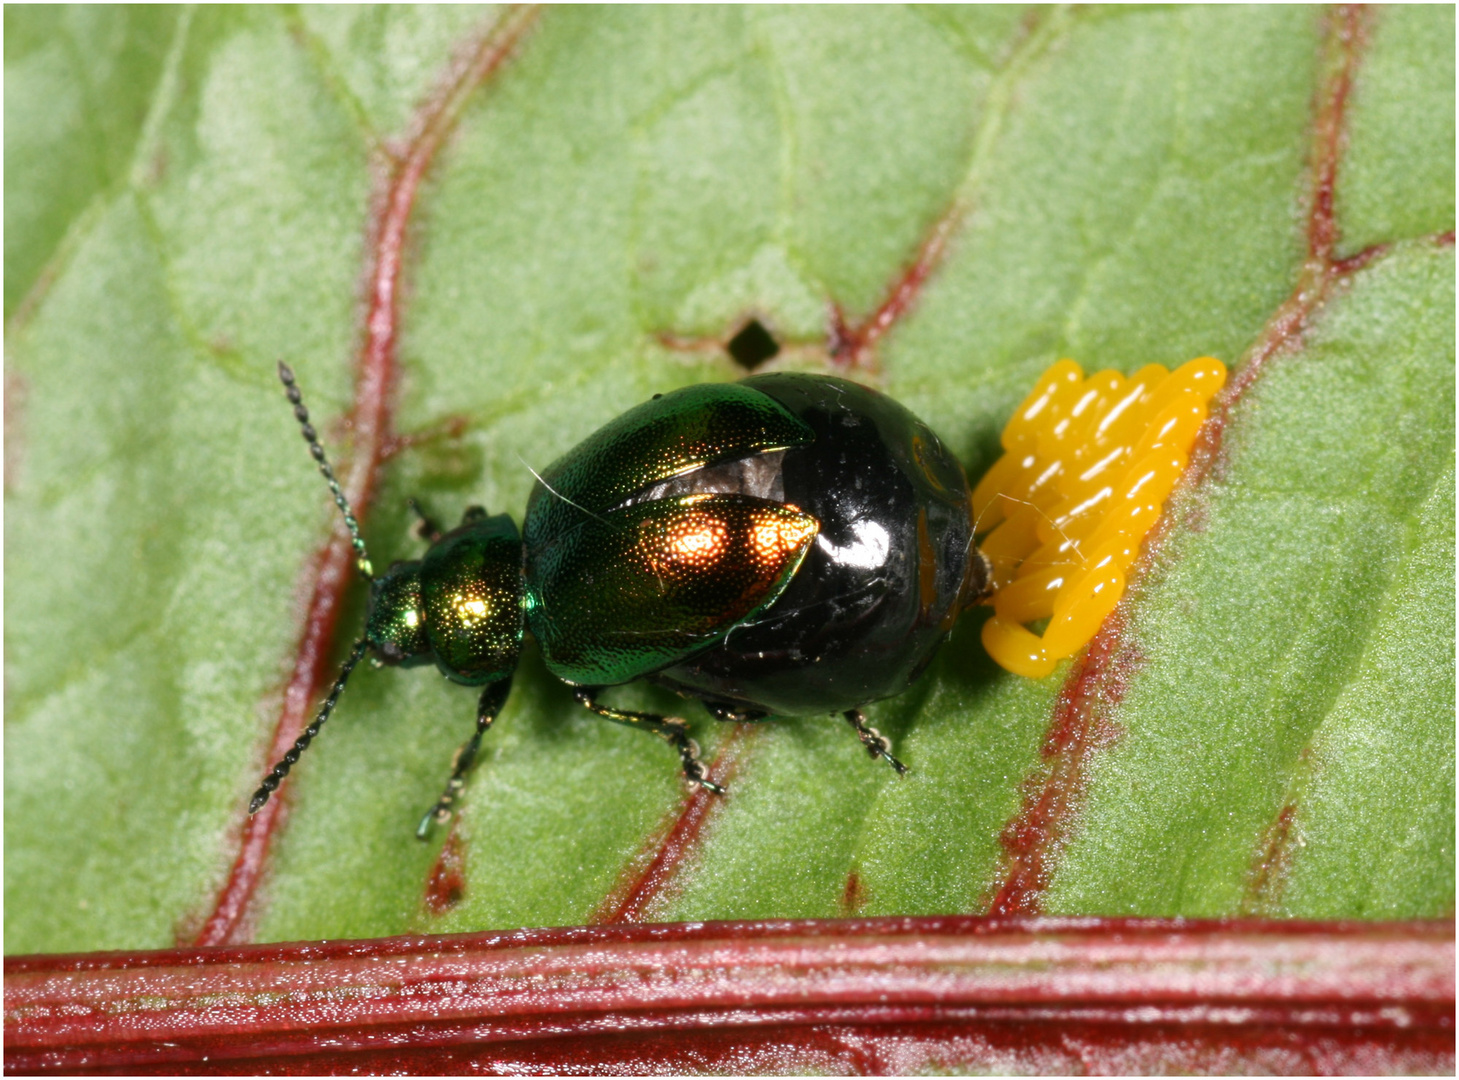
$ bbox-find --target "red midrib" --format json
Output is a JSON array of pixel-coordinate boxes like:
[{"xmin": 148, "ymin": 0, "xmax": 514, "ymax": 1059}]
[{"xmin": 7, "ymin": 918, "xmax": 1452, "ymax": 1074}]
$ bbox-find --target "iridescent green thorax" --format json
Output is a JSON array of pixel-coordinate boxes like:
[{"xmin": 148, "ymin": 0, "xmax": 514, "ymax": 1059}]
[
  {"xmin": 365, "ymin": 562, "xmax": 431, "ymax": 664},
  {"xmin": 421, "ymin": 513, "xmax": 524, "ymax": 685}
]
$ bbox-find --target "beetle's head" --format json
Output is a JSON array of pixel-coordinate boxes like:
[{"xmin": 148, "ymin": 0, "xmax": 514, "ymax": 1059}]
[{"xmin": 365, "ymin": 560, "xmax": 432, "ymax": 666}]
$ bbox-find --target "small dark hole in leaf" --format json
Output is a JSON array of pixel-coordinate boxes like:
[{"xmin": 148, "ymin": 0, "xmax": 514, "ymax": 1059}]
[{"xmin": 727, "ymin": 319, "xmax": 780, "ymax": 370}]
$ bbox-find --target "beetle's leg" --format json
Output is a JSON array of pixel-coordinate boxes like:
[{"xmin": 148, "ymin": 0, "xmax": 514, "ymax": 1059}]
[
  {"xmin": 843, "ymin": 709, "xmax": 908, "ymax": 775},
  {"xmin": 407, "ymin": 497, "xmax": 444, "ymax": 545},
  {"xmin": 702, "ymin": 700, "xmax": 769, "ymax": 724},
  {"xmin": 574, "ymin": 689, "xmax": 725, "ymax": 795},
  {"xmin": 417, "ymin": 676, "xmax": 513, "ymax": 839}
]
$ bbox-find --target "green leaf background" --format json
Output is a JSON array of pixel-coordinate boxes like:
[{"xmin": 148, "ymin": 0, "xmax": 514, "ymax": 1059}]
[{"xmin": 6, "ymin": 5, "xmax": 1453, "ymax": 954}]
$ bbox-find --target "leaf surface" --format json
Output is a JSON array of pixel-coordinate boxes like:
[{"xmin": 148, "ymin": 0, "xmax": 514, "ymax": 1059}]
[{"xmin": 5, "ymin": 5, "xmax": 1453, "ymax": 963}]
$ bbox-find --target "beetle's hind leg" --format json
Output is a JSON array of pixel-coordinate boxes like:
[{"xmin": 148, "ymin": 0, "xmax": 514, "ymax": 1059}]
[
  {"xmin": 574, "ymin": 689, "xmax": 725, "ymax": 795},
  {"xmin": 417, "ymin": 676, "xmax": 513, "ymax": 839},
  {"xmin": 843, "ymin": 709, "xmax": 908, "ymax": 776}
]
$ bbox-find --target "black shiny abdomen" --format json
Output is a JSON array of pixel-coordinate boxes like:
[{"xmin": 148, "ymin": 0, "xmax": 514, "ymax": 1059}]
[{"xmin": 655, "ymin": 373, "xmax": 982, "ymax": 716}]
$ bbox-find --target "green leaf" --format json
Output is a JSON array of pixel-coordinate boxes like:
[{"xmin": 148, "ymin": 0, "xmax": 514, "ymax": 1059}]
[
  {"xmin": 3, "ymin": 5, "xmax": 181, "ymax": 318},
  {"xmin": 6, "ymin": 5, "xmax": 1452, "ymax": 955}
]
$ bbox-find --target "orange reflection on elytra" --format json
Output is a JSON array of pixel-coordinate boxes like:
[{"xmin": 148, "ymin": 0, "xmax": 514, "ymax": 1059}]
[
  {"xmin": 637, "ymin": 498, "xmax": 819, "ymax": 605},
  {"xmin": 666, "ymin": 517, "xmax": 728, "ymax": 564},
  {"xmin": 751, "ymin": 512, "xmax": 816, "ymax": 560}
]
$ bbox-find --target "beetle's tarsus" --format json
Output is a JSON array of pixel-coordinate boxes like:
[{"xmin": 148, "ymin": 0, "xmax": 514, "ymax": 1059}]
[
  {"xmin": 844, "ymin": 709, "xmax": 908, "ymax": 775},
  {"xmin": 415, "ymin": 808, "xmax": 441, "ymax": 840},
  {"xmin": 575, "ymin": 689, "xmax": 724, "ymax": 794},
  {"xmin": 418, "ymin": 678, "xmax": 512, "ymax": 841},
  {"xmin": 680, "ymin": 741, "xmax": 727, "ymax": 795}
]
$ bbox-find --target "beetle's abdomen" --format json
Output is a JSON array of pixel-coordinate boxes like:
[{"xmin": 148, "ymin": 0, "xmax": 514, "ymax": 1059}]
[{"xmin": 656, "ymin": 374, "xmax": 982, "ymax": 716}]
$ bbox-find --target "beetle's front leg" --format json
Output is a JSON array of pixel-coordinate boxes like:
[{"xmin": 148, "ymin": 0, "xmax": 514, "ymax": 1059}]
[
  {"xmin": 406, "ymin": 497, "xmax": 444, "ymax": 545},
  {"xmin": 417, "ymin": 676, "xmax": 513, "ymax": 839},
  {"xmin": 843, "ymin": 709, "xmax": 908, "ymax": 776},
  {"xmin": 574, "ymin": 689, "xmax": 725, "ymax": 795}
]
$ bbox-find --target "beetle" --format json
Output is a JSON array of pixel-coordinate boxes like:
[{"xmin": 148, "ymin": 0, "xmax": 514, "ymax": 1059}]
[{"xmin": 251, "ymin": 363, "xmax": 993, "ymax": 837}]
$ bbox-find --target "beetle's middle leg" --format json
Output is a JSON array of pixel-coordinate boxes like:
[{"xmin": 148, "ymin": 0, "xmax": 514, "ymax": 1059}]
[
  {"xmin": 843, "ymin": 709, "xmax": 908, "ymax": 775},
  {"xmin": 574, "ymin": 689, "xmax": 725, "ymax": 794},
  {"xmin": 417, "ymin": 676, "xmax": 513, "ymax": 839}
]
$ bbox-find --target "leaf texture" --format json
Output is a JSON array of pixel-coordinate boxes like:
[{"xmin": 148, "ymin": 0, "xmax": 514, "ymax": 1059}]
[{"xmin": 6, "ymin": 4, "xmax": 1453, "ymax": 968}]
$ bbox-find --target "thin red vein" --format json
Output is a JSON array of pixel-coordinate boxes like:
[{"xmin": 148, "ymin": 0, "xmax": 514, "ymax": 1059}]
[
  {"xmin": 829, "ymin": 207, "xmax": 962, "ymax": 372},
  {"xmin": 192, "ymin": 6, "xmax": 539, "ymax": 948},
  {"xmin": 590, "ymin": 725, "xmax": 762, "ymax": 925},
  {"xmin": 986, "ymin": 620, "xmax": 1134, "ymax": 915},
  {"xmin": 654, "ymin": 205, "xmax": 959, "ymax": 374},
  {"xmin": 987, "ymin": 5, "xmax": 1372, "ymax": 917},
  {"xmin": 1244, "ymin": 803, "xmax": 1300, "ymax": 914},
  {"xmin": 1221, "ymin": 4, "xmax": 1367, "ymax": 407},
  {"xmin": 828, "ymin": 5, "xmax": 1059, "ymax": 373}
]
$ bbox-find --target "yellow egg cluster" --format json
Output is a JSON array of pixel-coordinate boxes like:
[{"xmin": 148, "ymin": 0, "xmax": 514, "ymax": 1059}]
[{"xmin": 975, "ymin": 356, "xmax": 1227, "ymax": 678}]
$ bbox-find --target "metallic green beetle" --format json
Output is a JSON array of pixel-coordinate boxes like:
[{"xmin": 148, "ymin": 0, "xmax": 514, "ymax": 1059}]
[{"xmin": 252, "ymin": 365, "xmax": 991, "ymax": 836}]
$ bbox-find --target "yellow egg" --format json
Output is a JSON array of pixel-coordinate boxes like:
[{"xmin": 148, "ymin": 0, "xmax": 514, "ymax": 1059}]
[
  {"xmin": 1130, "ymin": 392, "xmax": 1207, "ymax": 457},
  {"xmin": 1058, "ymin": 444, "xmax": 1129, "ymax": 503},
  {"xmin": 1035, "ymin": 486, "xmax": 1116, "ymax": 547},
  {"xmin": 981, "ymin": 616, "xmax": 1057, "ymax": 679},
  {"xmin": 1141, "ymin": 356, "xmax": 1226, "ymax": 417},
  {"xmin": 1064, "ymin": 369, "xmax": 1128, "ymax": 449},
  {"xmin": 994, "ymin": 564, "xmax": 1067, "ymax": 623},
  {"xmin": 1017, "ymin": 532, "xmax": 1086, "ymax": 575},
  {"xmin": 980, "ymin": 505, "xmax": 1045, "ymax": 586},
  {"xmin": 1042, "ymin": 564, "xmax": 1124, "ymax": 659},
  {"xmin": 971, "ymin": 450, "xmax": 1036, "ymax": 529},
  {"xmin": 974, "ymin": 355, "xmax": 1226, "ymax": 677},
  {"xmin": 1001, "ymin": 359, "xmax": 1083, "ymax": 451},
  {"xmin": 1092, "ymin": 364, "xmax": 1168, "ymax": 447}
]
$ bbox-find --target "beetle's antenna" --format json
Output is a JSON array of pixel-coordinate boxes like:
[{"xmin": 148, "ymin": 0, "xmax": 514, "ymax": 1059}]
[
  {"xmin": 278, "ymin": 361, "xmax": 374, "ymax": 579},
  {"xmin": 249, "ymin": 638, "xmax": 371, "ymax": 814}
]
